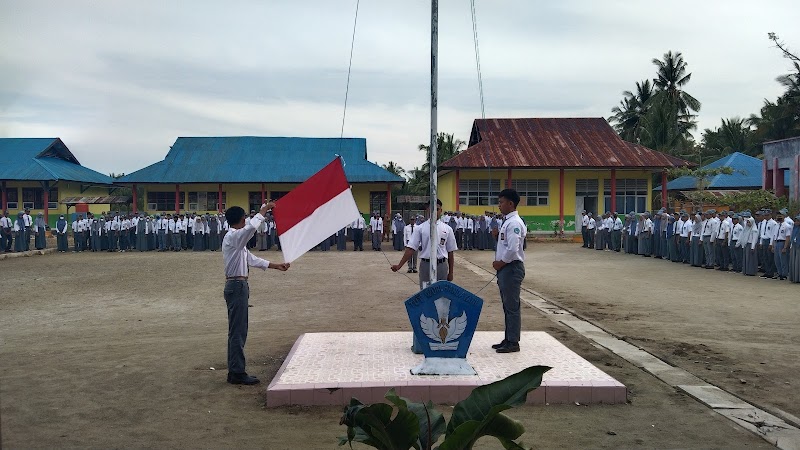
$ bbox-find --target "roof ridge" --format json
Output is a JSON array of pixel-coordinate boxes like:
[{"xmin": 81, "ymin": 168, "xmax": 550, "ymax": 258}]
[{"xmin": 32, "ymin": 158, "xmax": 59, "ymax": 180}]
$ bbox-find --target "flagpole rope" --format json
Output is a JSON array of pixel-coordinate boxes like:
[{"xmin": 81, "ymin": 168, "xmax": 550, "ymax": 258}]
[{"xmin": 338, "ymin": 0, "xmax": 360, "ymax": 155}]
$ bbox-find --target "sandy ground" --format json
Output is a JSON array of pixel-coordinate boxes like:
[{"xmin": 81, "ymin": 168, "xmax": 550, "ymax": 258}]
[{"xmin": 0, "ymin": 241, "xmax": 785, "ymax": 449}]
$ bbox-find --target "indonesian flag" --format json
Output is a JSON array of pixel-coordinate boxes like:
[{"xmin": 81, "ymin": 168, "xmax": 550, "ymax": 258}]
[{"xmin": 272, "ymin": 157, "xmax": 360, "ymax": 263}]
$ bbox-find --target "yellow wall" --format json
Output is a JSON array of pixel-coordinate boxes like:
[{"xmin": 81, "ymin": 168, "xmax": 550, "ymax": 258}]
[
  {"xmin": 138, "ymin": 182, "xmax": 391, "ymax": 217},
  {"xmin": 438, "ymin": 169, "xmax": 656, "ymax": 231},
  {"xmin": 2, "ymin": 181, "xmax": 112, "ymax": 226}
]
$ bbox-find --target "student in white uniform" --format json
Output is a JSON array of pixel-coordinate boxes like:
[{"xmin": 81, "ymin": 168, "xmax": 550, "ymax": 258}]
[
  {"xmin": 390, "ymin": 199, "xmax": 457, "ymax": 354},
  {"xmin": 222, "ymin": 202, "xmax": 289, "ymax": 385},
  {"xmin": 491, "ymin": 189, "xmax": 527, "ymax": 354},
  {"xmin": 403, "ymin": 218, "xmax": 417, "ymax": 273}
]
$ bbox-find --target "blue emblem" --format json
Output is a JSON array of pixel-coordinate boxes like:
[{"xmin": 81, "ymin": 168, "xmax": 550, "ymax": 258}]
[{"xmin": 404, "ymin": 281, "xmax": 483, "ymax": 359}]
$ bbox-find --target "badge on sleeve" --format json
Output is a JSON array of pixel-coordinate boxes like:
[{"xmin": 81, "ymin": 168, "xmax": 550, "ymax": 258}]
[{"xmin": 514, "ymin": 227, "xmax": 520, "ymax": 234}]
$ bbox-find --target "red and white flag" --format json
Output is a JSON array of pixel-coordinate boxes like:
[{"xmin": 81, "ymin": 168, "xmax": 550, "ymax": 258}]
[{"xmin": 272, "ymin": 157, "xmax": 360, "ymax": 263}]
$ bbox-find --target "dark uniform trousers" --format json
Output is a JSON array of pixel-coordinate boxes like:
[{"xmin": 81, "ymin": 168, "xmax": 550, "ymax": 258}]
[
  {"xmin": 224, "ymin": 280, "xmax": 249, "ymax": 374},
  {"xmin": 497, "ymin": 260, "xmax": 525, "ymax": 344}
]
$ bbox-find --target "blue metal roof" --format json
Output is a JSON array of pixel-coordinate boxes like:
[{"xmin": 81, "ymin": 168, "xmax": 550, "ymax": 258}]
[
  {"xmin": 0, "ymin": 138, "xmax": 114, "ymax": 184},
  {"xmin": 118, "ymin": 137, "xmax": 405, "ymax": 184},
  {"xmin": 657, "ymin": 152, "xmax": 789, "ymax": 190}
]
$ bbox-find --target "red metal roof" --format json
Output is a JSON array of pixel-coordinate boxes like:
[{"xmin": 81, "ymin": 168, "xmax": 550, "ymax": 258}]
[{"xmin": 442, "ymin": 118, "xmax": 691, "ymax": 169}]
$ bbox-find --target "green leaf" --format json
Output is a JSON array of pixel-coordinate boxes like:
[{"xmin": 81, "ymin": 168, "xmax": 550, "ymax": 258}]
[
  {"xmin": 446, "ymin": 366, "xmax": 550, "ymax": 436},
  {"xmin": 438, "ymin": 366, "xmax": 549, "ymax": 449},
  {"xmin": 497, "ymin": 437, "xmax": 528, "ymax": 450},
  {"xmin": 385, "ymin": 390, "xmax": 445, "ymax": 450}
]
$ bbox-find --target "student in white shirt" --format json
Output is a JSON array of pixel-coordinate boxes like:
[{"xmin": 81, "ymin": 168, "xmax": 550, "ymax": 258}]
[
  {"xmin": 222, "ymin": 202, "xmax": 289, "ymax": 385},
  {"xmin": 492, "ymin": 189, "xmax": 527, "ymax": 354},
  {"xmin": 391, "ymin": 199, "xmax": 457, "ymax": 354},
  {"xmin": 0, "ymin": 210, "xmax": 12, "ymax": 252},
  {"xmin": 351, "ymin": 213, "xmax": 366, "ymax": 251},
  {"xmin": 402, "ymin": 218, "xmax": 417, "ymax": 273}
]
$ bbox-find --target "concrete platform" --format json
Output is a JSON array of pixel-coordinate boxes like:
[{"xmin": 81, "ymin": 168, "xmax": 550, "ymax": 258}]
[{"xmin": 266, "ymin": 331, "xmax": 626, "ymax": 407}]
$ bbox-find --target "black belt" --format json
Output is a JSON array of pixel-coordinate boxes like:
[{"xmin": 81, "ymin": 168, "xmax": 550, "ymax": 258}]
[{"xmin": 421, "ymin": 258, "xmax": 446, "ymax": 263}]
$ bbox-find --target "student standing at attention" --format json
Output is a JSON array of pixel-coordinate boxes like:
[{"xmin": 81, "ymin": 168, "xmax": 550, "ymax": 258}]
[
  {"xmin": 491, "ymin": 189, "xmax": 527, "ymax": 354},
  {"xmin": 222, "ymin": 201, "xmax": 289, "ymax": 385}
]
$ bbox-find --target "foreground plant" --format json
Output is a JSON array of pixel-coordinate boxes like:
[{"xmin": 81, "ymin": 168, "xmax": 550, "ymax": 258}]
[{"xmin": 338, "ymin": 365, "xmax": 550, "ymax": 450}]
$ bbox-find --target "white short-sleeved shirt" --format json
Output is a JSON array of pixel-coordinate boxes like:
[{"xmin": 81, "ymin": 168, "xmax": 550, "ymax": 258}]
[
  {"xmin": 407, "ymin": 219, "xmax": 457, "ymax": 260},
  {"xmin": 495, "ymin": 211, "xmax": 526, "ymax": 263}
]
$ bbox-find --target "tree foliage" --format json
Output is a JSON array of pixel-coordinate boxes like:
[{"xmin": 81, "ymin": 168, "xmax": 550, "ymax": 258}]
[
  {"xmin": 611, "ymin": 36, "xmax": 800, "ymax": 164},
  {"xmin": 610, "ymin": 51, "xmax": 699, "ymax": 155}
]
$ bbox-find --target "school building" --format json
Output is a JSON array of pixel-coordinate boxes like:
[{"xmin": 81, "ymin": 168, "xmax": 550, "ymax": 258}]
[
  {"xmin": 0, "ymin": 138, "xmax": 116, "ymax": 227},
  {"xmin": 439, "ymin": 118, "xmax": 690, "ymax": 233},
  {"xmin": 117, "ymin": 136, "xmax": 404, "ymax": 218}
]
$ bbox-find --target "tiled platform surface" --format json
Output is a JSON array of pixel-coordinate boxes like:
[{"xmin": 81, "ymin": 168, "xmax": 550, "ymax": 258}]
[{"xmin": 267, "ymin": 331, "xmax": 626, "ymax": 407}]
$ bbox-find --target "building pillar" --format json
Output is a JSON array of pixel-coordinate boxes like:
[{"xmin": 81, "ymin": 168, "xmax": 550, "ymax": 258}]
[
  {"xmin": 455, "ymin": 170, "xmax": 460, "ymax": 212},
  {"xmin": 795, "ymin": 155, "xmax": 800, "ymax": 202},
  {"xmin": 764, "ymin": 159, "xmax": 773, "ymax": 190},
  {"xmin": 774, "ymin": 158, "xmax": 782, "ymax": 197},
  {"xmin": 661, "ymin": 171, "xmax": 668, "ymax": 210},
  {"xmin": 610, "ymin": 169, "xmax": 617, "ymax": 213},
  {"xmin": 386, "ymin": 183, "xmax": 392, "ymax": 216},
  {"xmin": 218, "ymin": 183, "xmax": 223, "ymax": 212},
  {"xmin": 261, "ymin": 183, "xmax": 266, "ymax": 204},
  {"xmin": 132, "ymin": 183, "xmax": 138, "ymax": 214},
  {"xmin": 559, "ymin": 168, "xmax": 565, "ymax": 227},
  {"xmin": 42, "ymin": 181, "xmax": 49, "ymax": 224},
  {"xmin": 1, "ymin": 181, "xmax": 6, "ymax": 212},
  {"xmin": 506, "ymin": 168, "xmax": 512, "ymax": 188},
  {"xmin": 175, "ymin": 184, "xmax": 180, "ymax": 214}
]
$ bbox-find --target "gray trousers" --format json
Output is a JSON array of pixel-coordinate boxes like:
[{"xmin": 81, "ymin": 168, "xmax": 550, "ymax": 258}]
[
  {"xmin": 224, "ymin": 280, "xmax": 249, "ymax": 374},
  {"xmin": 774, "ymin": 241, "xmax": 788, "ymax": 278},
  {"xmin": 407, "ymin": 250, "xmax": 418, "ymax": 270},
  {"xmin": 372, "ymin": 230, "xmax": 382, "ymax": 250},
  {"xmin": 498, "ymin": 260, "xmax": 525, "ymax": 344},
  {"xmin": 702, "ymin": 236, "xmax": 714, "ymax": 266}
]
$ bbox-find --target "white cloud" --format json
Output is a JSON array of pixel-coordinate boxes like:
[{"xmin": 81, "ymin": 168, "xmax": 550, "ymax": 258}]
[{"xmin": 1, "ymin": 0, "xmax": 799, "ymax": 176}]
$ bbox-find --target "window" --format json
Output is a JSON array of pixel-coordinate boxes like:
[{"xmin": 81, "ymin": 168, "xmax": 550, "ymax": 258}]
[
  {"xmin": 147, "ymin": 192, "xmax": 184, "ymax": 212},
  {"xmin": 511, "ymin": 180, "xmax": 549, "ymax": 206},
  {"xmin": 458, "ymin": 179, "xmax": 500, "ymax": 206},
  {"xmin": 48, "ymin": 188, "xmax": 58, "ymax": 209},
  {"xmin": 187, "ymin": 191, "xmax": 226, "ymax": 211},
  {"xmin": 575, "ymin": 179, "xmax": 599, "ymax": 196},
  {"xmin": 603, "ymin": 179, "xmax": 647, "ymax": 213},
  {"xmin": 22, "ymin": 188, "xmax": 45, "ymax": 209},
  {"xmin": 369, "ymin": 191, "xmax": 387, "ymax": 216},
  {"xmin": 5, "ymin": 187, "xmax": 19, "ymax": 210},
  {"xmin": 248, "ymin": 192, "xmax": 264, "ymax": 213},
  {"xmin": 270, "ymin": 191, "xmax": 289, "ymax": 201}
]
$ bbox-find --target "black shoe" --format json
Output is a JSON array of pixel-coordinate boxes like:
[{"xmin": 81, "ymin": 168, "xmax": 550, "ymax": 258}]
[
  {"xmin": 496, "ymin": 342, "xmax": 520, "ymax": 353},
  {"xmin": 407, "ymin": 269, "xmax": 413, "ymax": 273},
  {"xmin": 491, "ymin": 339, "xmax": 508, "ymax": 350},
  {"xmin": 227, "ymin": 372, "xmax": 260, "ymax": 385}
]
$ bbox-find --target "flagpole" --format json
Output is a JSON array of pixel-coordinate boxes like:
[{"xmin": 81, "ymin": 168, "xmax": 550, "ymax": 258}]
[{"xmin": 429, "ymin": 0, "xmax": 438, "ymax": 286}]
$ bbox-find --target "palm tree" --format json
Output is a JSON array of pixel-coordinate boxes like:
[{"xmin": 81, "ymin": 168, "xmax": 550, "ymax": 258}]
[
  {"xmin": 701, "ymin": 117, "xmax": 756, "ymax": 157},
  {"xmin": 651, "ymin": 51, "xmax": 702, "ymax": 117},
  {"xmin": 418, "ymin": 133, "xmax": 466, "ymax": 171},
  {"xmin": 381, "ymin": 161, "xmax": 407, "ymax": 179},
  {"xmin": 610, "ymin": 80, "xmax": 654, "ymax": 142}
]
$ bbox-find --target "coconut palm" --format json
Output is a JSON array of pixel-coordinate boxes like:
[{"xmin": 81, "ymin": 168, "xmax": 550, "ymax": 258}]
[
  {"xmin": 610, "ymin": 80, "xmax": 654, "ymax": 142},
  {"xmin": 651, "ymin": 51, "xmax": 702, "ymax": 117}
]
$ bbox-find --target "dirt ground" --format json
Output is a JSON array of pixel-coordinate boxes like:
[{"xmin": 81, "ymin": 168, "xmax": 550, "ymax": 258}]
[{"xmin": 0, "ymin": 240, "xmax": 787, "ymax": 449}]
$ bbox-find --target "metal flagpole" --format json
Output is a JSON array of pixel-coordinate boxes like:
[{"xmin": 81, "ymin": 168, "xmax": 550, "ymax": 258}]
[{"xmin": 428, "ymin": 0, "xmax": 438, "ymax": 287}]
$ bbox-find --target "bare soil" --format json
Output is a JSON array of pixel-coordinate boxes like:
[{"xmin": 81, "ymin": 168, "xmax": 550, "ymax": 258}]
[{"xmin": 0, "ymin": 242, "xmax": 780, "ymax": 449}]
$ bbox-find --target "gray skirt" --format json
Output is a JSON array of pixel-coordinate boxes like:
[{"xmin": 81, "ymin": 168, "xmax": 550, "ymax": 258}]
[
  {"xmin": 743, "ymin": 246, "xmax": 758, "ymax": 276},
  {"xmin": 690, "ymin": 236, "xmax": 702, "ymax": 266},
  {"xmin": 789, "ymin": 243, "xmax": 800, "ymax": 283}
]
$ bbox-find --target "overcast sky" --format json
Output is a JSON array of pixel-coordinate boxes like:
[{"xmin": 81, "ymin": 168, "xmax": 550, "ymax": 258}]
[{"xmin": 1, "ymin": 0, "xmax": 798, "ymax": 176}]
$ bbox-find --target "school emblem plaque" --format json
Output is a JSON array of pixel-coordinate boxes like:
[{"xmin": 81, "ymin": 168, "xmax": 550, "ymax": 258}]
[{"xmin": 404, "ymin": 281, "xmax": 483, "ymax": 375}]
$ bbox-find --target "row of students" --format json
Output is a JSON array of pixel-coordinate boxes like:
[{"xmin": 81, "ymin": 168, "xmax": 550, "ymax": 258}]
[{"xmin": 581, "ymin": 208, "xmax": 800, "ymax": 283}]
